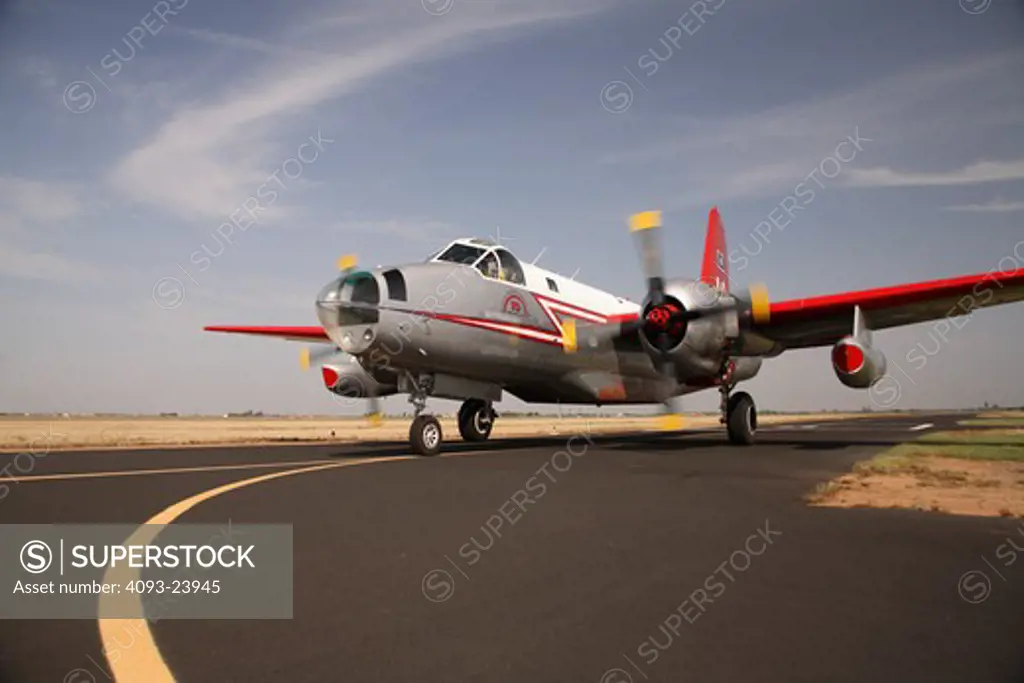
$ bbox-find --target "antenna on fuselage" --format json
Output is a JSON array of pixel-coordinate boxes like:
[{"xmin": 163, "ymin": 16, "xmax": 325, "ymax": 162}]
[
  {"xmin": 569, "ymin": 267, "xmax": 581, "ymax": 280},
  {"xmin": 530, "ymin": 247, "xmax": 547, "ymax": 265}
]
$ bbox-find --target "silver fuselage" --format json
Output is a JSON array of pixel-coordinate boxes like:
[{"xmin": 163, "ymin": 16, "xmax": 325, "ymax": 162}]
[{"xmin": 316, "ymin": 257, "xmax": 761, "ymax": 405}]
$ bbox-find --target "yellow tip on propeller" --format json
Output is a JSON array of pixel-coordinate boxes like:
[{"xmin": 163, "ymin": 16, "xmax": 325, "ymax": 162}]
[
  {"xmin": 749, "ymin": 283, "xmax": 770, "ymax": 324},
  {"xmin": 562, "ymin": 318, "xmax": 578, "ymax": 353},
  {"xmin": 337, "ymin": 254, "xmax": 358, "ymax": 272},
  {"xmin": 628, "ymin": 210, "xmax": 662, "ymax": 232},
  {"xmin": 366, "ymin": 412, "xmax": 383, "ymax": 428},
  {"xmin": 658, "ymin": 413, "xmax": 685, "ymax": 432},
  {"xmin": 299, "ymin": 347, "xmax": 311, "ymax": 371}
]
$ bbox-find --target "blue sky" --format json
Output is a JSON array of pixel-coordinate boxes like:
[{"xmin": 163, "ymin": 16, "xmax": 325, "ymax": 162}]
[{"xmin": 1, "ymin": 0, "xmax": 1023, "ymax": 415}]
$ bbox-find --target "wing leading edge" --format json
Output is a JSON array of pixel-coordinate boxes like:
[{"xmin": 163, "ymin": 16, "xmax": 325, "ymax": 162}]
[
  {"xmin": 754, "ymin": 268, "xmax": 1024, "ymax": 349},
  {"xmin": 203, "ymin": 325, "xmax": 332, "ymax": 343}
]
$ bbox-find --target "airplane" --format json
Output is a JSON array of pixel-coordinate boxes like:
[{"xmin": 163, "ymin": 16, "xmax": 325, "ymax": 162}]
[{"xmin": 205, "ymin": 209, "xmax": 1024, "ymax": 456}]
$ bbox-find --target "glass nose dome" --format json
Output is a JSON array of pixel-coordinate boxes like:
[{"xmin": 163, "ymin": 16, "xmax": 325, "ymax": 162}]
[{"xmin": 316, "ymin": 272, "xmax": 381, "ymax": 329}]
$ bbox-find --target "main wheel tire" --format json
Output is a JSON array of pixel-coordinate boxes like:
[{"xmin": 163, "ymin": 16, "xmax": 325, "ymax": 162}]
[
  {"xmin": 410, "ymin": 415, "xmax": 443, "ymax": 456},
  {"xmin": 726, "ymin": 392, "xmax": 757, "ymax": 446},
  {"xmin": 458, "ymin": 400, "xmax": 494, "ymax": 442}
]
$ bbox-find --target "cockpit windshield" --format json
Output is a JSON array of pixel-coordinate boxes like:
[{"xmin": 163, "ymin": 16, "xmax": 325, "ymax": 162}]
[
  {"xmin": 429, "ymin": 240, "xmax": 527, "ymax": 285},
  {"xmin": 434, "ymin": 244, "xmax": 486, "ymax": 264}
]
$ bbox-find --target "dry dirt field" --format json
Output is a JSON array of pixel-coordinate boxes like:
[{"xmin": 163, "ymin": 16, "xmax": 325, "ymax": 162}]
[
  {"xmin": 0, "ymin": 412, "xmax": 868, "ymax": 452},
  {"xmin": 809, "ymin": 421, "xmax": 1024, "ymax": 518}
]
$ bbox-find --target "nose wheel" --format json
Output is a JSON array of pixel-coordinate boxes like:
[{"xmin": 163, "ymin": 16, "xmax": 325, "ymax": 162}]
[{"xmin": 410, "ymin": 414, "xmax": 443, "ymax": 456}]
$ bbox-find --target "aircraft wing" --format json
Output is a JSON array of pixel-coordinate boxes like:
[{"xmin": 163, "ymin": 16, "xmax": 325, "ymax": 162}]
[
  {"xmin": 753, "ymin": 268, "xmax": 1024, "ymax": 350},
  {"xmin": 203, "ymin": 325, "xmax": 332, "ymax": 343}
]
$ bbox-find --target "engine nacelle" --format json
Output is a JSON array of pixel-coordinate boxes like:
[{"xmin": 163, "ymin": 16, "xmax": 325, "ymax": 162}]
[
  {"xmin": 321, "ymin": 357, "xmax": 397, "ymax": 398},
  {"xmin": 637, "ymin": 279, "xmax": 732, "ymax": 379},
  {"xmin": 729, "ymin": 356, "xmax": 763, "ymax": 383},
  {"xmin": 831, "ymin": 337, "xmax": 886, "ymax": 389}
]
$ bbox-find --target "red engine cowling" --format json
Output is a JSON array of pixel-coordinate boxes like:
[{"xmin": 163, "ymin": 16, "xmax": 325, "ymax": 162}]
[{"xmin": 831, "ymin": 337, "xmax": 886, "ymax": 389}]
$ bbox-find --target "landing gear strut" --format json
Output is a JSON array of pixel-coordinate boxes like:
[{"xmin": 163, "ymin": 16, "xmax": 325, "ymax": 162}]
[
  {"xmin": 718, "ymin": 363, "xmax": 756, "ymax": 445},
  {"xmin": 407, "ymin": 374, "xmax": 442, "ymax": 456},
  {"xmin": 458, "ymin": 399, "xmax": 496, "ymax": 442}
]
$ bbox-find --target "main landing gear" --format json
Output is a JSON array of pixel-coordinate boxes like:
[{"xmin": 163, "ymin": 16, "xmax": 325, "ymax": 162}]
[
  {"xmin": 718, "ymin": 364, "xmax": 757, "ymax": 446},
  {"xmin": 458, "ymin": 399, "xmax": 496, "ymax": 443},
  {"xmin": 405, "ymin": 375, "xmax": 497, "ymax": 456}
]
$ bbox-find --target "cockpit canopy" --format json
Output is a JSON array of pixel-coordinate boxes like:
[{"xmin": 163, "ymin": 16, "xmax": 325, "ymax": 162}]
[{"xmin": 429, "ymin": 238, "xmax": 526, "ymax": 285}]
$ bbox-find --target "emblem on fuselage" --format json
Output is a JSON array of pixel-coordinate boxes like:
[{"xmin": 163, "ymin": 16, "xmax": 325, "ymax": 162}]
[{"xmin": 503, "ymin": 293, "xmax": 528, "ymax": 316}]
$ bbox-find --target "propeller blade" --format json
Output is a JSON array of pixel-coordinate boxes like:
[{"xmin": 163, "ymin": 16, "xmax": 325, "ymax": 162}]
[
  {"xmin": 300, "ymin": 345, "xmax": 340, "ymax": 371},
  {"xmin": 365, "ymin": 396, "xmax": 383, "ymax": 427},
  {"xmin": 559, "ymin": 318, "xmax": 645, "ymax": 354},
  {"xmin": 657, "ymin": 396, "xmax": 685, "ymax": 431},
  {"xmin": 562, "ymin": 318, "xmax": 578, "ymax": 353},
  {"xmin": 364, "ymin": 374, "xmax": 383, "ymax": 426},
  {"xmin": 336, "ymin": 254, "xmax": 358, "ymax": 272},
  {"xmin": 628, "ymin": 210, "xmax": 665, "ymax": 305},
  {"xmin": 748, "ymin": 282, "xmax": 770, "ymax": 323}
]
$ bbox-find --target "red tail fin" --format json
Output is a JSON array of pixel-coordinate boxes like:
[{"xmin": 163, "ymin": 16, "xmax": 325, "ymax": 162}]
[{"xmin": 700, "ymin": 206, "xmax": 729, "ymax": 293}]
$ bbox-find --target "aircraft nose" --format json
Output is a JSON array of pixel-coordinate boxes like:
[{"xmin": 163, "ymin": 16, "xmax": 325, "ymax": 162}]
[{"xmin": 315, "ymin": 271, "xmax": 381, "ymax": 354}]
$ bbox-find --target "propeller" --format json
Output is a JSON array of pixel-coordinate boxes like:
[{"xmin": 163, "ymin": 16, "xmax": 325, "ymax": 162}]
[
  {"xmin": 564, "ymin": 210, "xmax": 774, "ymax": 429},
  {"xmin": 627, "ymin": 210, "xmax": 770, "ymax": 341},
  {"xmin": 628, "ymin": 211, "xmax": 680, "ymax": 382}
]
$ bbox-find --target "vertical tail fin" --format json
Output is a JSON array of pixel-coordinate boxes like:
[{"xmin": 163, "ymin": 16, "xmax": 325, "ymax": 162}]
[{"xmin": 700, "ymin": 206, "xmax": 729, "ymax": 293}]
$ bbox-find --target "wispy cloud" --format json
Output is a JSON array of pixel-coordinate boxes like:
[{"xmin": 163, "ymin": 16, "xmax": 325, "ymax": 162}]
[
  {"xmin": 942, "ymin": 198, "xmax": 1024, "ymax": 213},
  {"xmin": 167, "ymin": 26, "xmax": 304, "ymax": 57},
  {"xmin": 0, "ymin": 243, "xmax": 104, "ymax": 283},
  {"xmin": 0, "ymin": 176, "xmax": 103, "ymax": 283},
  {"xmin": 107, "ymin": 1, "xmax": 605, "ymax": 222},
  {"xmin": 0, "ymin": 176, "xmax": 83, "ymax": 228},
  {"xmin": 848, "ymin": 159, "xmax": 1024, "ymax": 188},
  {"xmin": 332, "ymin": 218, "xmax": 458, "ymax": 243},
  {"xmin": 603, "ymin": 50, "xmax": 1024, "ymax": 206}
]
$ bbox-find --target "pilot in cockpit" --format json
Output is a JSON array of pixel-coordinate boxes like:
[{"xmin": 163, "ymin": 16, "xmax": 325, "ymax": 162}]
[{"xmin": 477, "ymin": 252, "xmax": 501, "ymax": 280}]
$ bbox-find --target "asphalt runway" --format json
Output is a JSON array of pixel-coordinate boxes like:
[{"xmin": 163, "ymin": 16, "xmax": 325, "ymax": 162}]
[{"xmin": 2, "ymin": 412, "xmax": 1023, "ymax": 683}]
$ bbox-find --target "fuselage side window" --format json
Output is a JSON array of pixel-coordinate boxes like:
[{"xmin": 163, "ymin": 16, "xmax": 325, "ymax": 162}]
[
  {"xmin": 495, "ymin": 249, "xmax": 526, "ymax": 285},
  {"xmin": 476, "ymin": 251, "xmax": 500, "ymax": 280},
  {"xmin": 383, "ymin": 269, "xmax": 407, "ymax": 301},
  {"xmin": 546, "ymin": 277, "xmax": 559, "ymax": 293}
]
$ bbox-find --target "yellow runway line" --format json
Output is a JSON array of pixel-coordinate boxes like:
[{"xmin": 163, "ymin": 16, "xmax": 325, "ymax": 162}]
[{"xmin": 97, "ymin": 456, "xmax": 414, "ymax": 683}]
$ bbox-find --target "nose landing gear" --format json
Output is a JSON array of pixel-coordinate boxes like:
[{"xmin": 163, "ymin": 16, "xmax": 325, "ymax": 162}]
[
  {"xmin": 407, "ymin": 374, "xmax": 442, "ymax": 457},
  {"xmin": 410, "ymin": 414, "xmax": 443, "ymax": 456}
]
